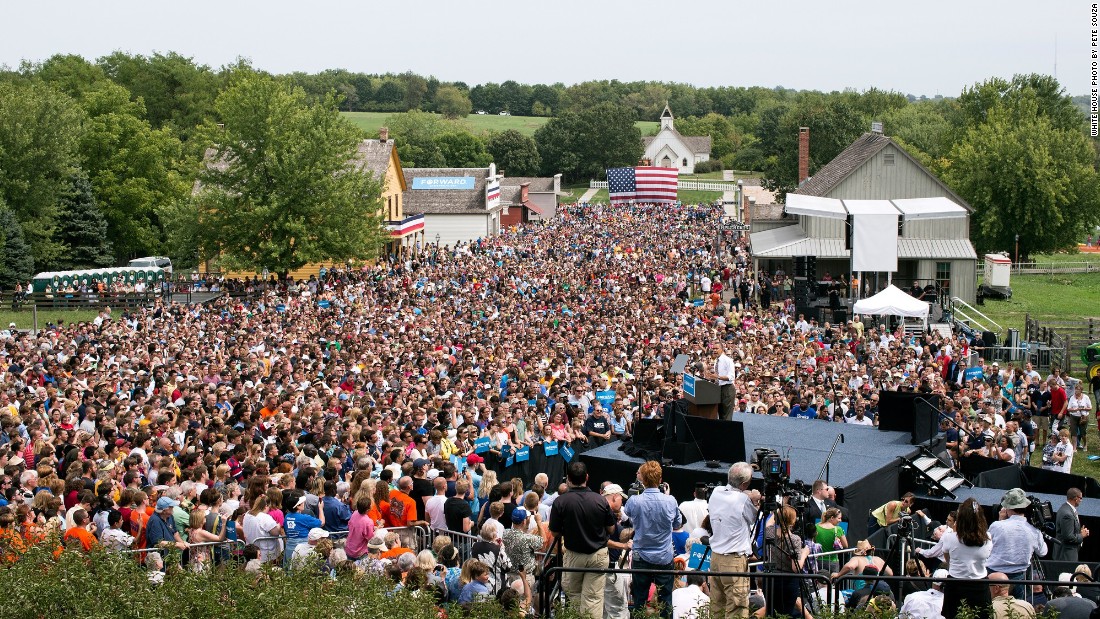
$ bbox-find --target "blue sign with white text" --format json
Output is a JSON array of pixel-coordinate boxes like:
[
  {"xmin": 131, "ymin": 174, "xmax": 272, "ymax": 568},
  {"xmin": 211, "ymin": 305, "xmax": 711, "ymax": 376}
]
[
  {"xmin": 683, "ymin": 373, "xmax": 696, "ymax": 398},
  {"xmin": 412, "ymin": 176, "xmax": 476, "ymax": 190},
  {"xmin": 687, "ymin": 543, "xmax": 712, "ymax": 571},
  {"xmin": 543, "ymin": 441, "xmax": 559, "ymax": 457},
  {"xmin": 964, "ymin": 367, "xmax": 985, "ymax": 381},
  {"xmin": 474, "ymin": 437, "xmax": 490, "ymax": 454},
  {"xmin": 596, "ymin": 390, "xmax": 616, "ymax": 409}
]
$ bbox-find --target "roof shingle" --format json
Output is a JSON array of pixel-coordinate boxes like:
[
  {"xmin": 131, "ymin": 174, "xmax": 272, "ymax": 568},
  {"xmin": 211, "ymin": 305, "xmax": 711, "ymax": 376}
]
[{"xmin": 403, "ymin": 168, "xmax": 498, "ymax": 214}]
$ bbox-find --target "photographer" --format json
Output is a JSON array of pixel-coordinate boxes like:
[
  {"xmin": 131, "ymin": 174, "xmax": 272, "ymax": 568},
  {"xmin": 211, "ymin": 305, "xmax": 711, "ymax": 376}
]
[
  {"xmin": 622, "ymin": 461, "xmax": 681, "ymax": 619},
  {"xmin": 986, "ymin": 489, "xmax": 1047, "ymax": 601},
  {"xmin": 707, "ymin": 462, "xmax": 757, "ymax": 619}
]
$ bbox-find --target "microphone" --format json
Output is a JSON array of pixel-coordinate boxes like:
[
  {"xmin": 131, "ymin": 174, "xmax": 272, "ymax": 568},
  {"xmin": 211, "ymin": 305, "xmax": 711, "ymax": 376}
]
[{"xmin": 840, "ymin": 434, "xmax": 845, "ymax": 443}]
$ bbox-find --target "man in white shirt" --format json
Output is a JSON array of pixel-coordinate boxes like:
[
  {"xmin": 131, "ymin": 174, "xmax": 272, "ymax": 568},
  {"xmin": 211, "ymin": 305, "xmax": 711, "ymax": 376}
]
[
  {"xmin": 679, "ymin": 485, "xmax": 710, "ymax": 533},
  {"xmin": 898, "ymin": 569, "xmax": 946, "ymax": 619},
  {"xmin": 423, "ymin": 477, "xmax": 449, "ymax": 530},
  {"xmin": 1067, "ymin": 383, "xmax": 1091, "ymax": 451},
  {"xmin": 672, "ymin": 574, "xmax": 711, "ymax": 619},
  {"xmin": 712, "ymin": 343, "xmax": 735, "ymax": 420},
  {"xmin": 707, "ymin": 462, "xmax": 757, "ymax": 619}
]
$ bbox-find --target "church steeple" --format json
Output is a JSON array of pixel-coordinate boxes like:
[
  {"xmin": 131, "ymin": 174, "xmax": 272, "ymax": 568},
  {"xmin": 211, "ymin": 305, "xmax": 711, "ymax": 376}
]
[{"xmin": 660, "ymin": 102, "xmax": 674, "ymax": 131}]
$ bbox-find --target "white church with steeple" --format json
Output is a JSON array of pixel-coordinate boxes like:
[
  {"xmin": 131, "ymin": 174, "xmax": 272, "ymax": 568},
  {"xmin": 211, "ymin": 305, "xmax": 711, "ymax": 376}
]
[{"xmin": 641, "ymin": 104, "xmax": 713, "ymax": 174}]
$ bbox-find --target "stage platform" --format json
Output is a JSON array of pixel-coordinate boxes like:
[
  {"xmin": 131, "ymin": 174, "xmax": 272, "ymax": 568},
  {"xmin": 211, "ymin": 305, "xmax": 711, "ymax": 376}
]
[{"xmin": 580, "ymin": 414, "xmax": 921, "ymax": 541}]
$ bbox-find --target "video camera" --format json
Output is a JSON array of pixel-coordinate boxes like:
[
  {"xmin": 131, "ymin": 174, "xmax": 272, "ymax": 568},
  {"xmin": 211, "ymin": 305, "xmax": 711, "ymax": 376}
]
[
  {"xmin": 1025, "ymin": 495, "xmax": 1056, "ymax": 534},
  {"xmin": 754, "ymin": 448, "xmax": 811, "ymax": 509}
]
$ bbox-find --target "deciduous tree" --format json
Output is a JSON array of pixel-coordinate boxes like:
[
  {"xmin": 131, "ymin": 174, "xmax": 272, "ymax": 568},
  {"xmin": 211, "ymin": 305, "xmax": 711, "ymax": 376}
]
[
  {"xmin": 535, "ymin": 103, "xmax": 640, "ymax": 181},
  {"xmin": 184, "ymin": 74, "xmax": 388, "ymax": 275},
  {"xmin": 434, "ymin": 85, "xmax": 472, "ymax": 119},
  {"xmin": 486, "ymin": 130, "xmax": 541, "ymax": 176}
]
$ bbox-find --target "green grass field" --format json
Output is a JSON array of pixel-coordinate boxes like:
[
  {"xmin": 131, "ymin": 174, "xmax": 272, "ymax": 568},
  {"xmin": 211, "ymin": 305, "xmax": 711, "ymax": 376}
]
[
  {"xmin": 0, "ymin": 309, "xmax": 100, "ymax": 330},
  {"xmin": 342, "ymin": 112, "xmax": 659, "ymax": 138},
  {"xmin": 975, "ymin": 271, "xmax": 1100, "ymax": 332}
]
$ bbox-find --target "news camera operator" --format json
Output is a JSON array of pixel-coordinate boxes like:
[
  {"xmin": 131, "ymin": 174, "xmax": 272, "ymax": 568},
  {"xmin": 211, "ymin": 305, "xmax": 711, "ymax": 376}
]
[
  {"xmin": 622, "ymin": 461, "xmax": 681, "ymax": 619},
  {"xmin": 707, "ymin": 461, "xmax": 758, "ymax": 619},
  {"xmin": 986, "ymin": 489, "xmax": 1048, "ymax": 601}
]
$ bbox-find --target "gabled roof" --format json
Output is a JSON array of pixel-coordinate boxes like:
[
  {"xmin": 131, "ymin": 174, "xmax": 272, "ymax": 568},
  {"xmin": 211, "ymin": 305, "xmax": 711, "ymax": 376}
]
[
  {"xmin": 500, "ymin": 177, "xmax": 555, "ymax": 192},
  {"xmin": 795, "ymin": 133, "xmax": 972, "ymax": 212},
  {"xmin": 355, "ymin": 139, "xmax": 407, "ymax": 191},
  {"xmin": 642, "ymin": 130, "xmax": 712, "ymax": 155},
  {"xmin": 403, "ymin": 168, "xmax": 501, "ymax": 214}
]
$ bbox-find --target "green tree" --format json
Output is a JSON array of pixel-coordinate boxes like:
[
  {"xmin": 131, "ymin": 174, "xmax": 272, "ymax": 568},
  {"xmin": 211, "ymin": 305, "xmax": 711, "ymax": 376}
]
[
  {"xmin": 184, "ymin": 74, "xmax": 388, "ymax": 275},
  {"xmin": 0, "ymin": 79, "xmax": 84, "ymax": 268},
  {"xmin": 534, "ymin": 103, "xmax": 641, "ymax": 181},
  {"xmin": 437, "ymin": 131, "xmax": 491, "ymax": 168},
  {"xmin": 77, "ymin": 81, "xmax": 188, "ymax": 261},
  {"xmin": 0, "ymin": 202, "xmax": 33, "ymax": 288},
  {"xmin": 55, "ymin": 172, "xmax": 114, "ymax": 270},
  {"xmin": 97, "ymin": 51, "xmax": 220, "ymax": 140},
  {"xmin": 758, "ymin": 92, "xmax": 868, "ymax": 199},
  {"xmin": 486, "ymin": 129, "xmax": 541, "ymax": 176},
  {"xmin": 434, "ymin": 85, "xmax": 472, "ymax": 119},
  {"xmin": 943, "ymin": 99, "xmax": 1100, "ymax": 258},
  {"xmin": 28, "ymin": 53, "xmax": 109, "ymax": 99},
  {"xmin": 382, "ymin": 110, "xmax": 447, "ymax": 168}
]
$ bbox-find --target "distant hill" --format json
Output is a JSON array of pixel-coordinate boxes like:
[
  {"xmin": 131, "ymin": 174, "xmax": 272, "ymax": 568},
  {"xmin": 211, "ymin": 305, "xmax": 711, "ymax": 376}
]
[{"xmin": 342, "ymin": 111, "xmax": 659, "ymax": 138}]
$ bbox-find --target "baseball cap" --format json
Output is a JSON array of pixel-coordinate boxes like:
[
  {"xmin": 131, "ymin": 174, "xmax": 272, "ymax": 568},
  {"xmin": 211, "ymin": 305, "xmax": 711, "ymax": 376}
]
[
  {"xmin": 294, "ymin": 495, "xmax": 307, "ymax": 510},
  {"xmin": 413, "ymin": 458, "xmax": 429, "ymax": 470},
  {"xmin": 466, "ymin": 454, "xmax": 484, "ymax": 465},
  {"xmin": 511, "ymin": 507, "xmax": 529, "ymax": 523},
  {"xmin": 307, "ymin": 528, "xmax": 330, "ymax": 542},
  {"xmin": 932, "ymin": 569, "xmax": 949, "ymax": 586},
  {"xmin": 602, "ymin": 484, "xmax": 627, "ymax": 499},
  {"xmin": 156, "ymin": 497, "xmax": 179, "ymax": 511}
]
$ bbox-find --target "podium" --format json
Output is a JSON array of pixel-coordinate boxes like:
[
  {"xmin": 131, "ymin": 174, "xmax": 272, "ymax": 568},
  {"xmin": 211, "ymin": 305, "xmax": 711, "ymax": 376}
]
[{"xmin": 682, "ymin": 373, "xmax": 720, "ymax": 420}]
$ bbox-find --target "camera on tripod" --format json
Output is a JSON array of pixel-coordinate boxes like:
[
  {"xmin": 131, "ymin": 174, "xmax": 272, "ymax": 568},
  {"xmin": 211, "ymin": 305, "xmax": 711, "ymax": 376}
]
[
  {"xmin": 1025, "ymin": 495, "xmax": 1055, "ymax": 534},
  {"xmin": 896, "ymin": 512, "xmax": 915, "ymax": 535}
]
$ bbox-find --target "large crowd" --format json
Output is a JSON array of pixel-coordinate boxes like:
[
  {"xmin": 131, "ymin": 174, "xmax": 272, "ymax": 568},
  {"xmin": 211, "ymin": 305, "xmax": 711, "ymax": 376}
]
[{"xmin": 0, "ymin": 200, "xmax": 1097, "ymax": 618}]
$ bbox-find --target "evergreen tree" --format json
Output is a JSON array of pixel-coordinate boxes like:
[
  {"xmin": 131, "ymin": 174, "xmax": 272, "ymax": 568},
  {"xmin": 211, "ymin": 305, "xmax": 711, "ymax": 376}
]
[
  {"xmin": 56, "ymin": 173, "xmax": 115, "ymax": 270},
  {"xmin": 0, "ymin": 202, "xmax": 34, "ymax": 290}
]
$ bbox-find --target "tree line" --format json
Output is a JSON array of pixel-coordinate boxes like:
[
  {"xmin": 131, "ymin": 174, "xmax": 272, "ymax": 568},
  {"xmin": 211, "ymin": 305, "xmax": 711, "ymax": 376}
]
[{"xmin": 0, "ymin": 52, "xmax": 1097, "ymax": 286}]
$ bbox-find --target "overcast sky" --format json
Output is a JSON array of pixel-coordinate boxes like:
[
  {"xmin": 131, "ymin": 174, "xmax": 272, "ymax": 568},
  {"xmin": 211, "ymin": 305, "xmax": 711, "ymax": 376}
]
[{"xmin": 2, "ymin": 1, "xmax": 1094, "ymax": 98}]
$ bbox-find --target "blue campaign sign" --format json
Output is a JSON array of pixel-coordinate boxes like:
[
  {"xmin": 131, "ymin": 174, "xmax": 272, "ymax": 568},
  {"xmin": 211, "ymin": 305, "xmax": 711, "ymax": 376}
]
[
  {"xmin": 516, "ymin": 446, "xmax": 531, "ymax": 462},
  {"xmin": 964, "ymin": 367, "xmax": 985, "ymax": 381},
  {"xmin": 561, "ymin": 444, "xmax": 575, "ymax": 462},
  {"xmin": 502, "ymin": 444, "xmax": 513, "ymax": 460},
  {"xmin": 596, "ymin": 390, "xmax": 616, "ymax": 409},
  {"xmin": 474, "ymin": 437, "xmax": 491, "ymax": 454},
  {"xmin": 275, "ymin": 304, "xmax": 286, "ymax": 313},
  {"xmin": 683, "ymin": 373, "xmax": 696, "ymax": 398},
  {"xmin": 411, "ymin": 176, "xmax": 476, "ymax": 190},
  {"xmin": 543, "ymin": 441, "xmax": 559, "ymax": 457},
  {"xmin": 687, "ymin": 543, "xmax": 712, "ymax": 571},
  {"xmin": 317, "ymin": 300, "xmax": 330, "ymax": 309},
  {"xmin": 693, "ymin": 299, "xmax": 705, "ymax": 307},
  {"xmin": 450, "ymin": 454, "xmax": 467, "ymax": 473}
]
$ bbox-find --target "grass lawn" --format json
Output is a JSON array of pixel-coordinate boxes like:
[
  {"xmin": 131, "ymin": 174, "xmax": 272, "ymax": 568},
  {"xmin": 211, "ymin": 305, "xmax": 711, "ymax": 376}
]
[
  {"xmin": 0, "ymin": 308, "xmax": 100, "ymax": 330},
  {"xmin": 343, "ymin": 112, "xmax": 659, "ymax": 138},
  {"xmin": 974, "ymin": 271, "xmax": 1100, "ymax": 333}
]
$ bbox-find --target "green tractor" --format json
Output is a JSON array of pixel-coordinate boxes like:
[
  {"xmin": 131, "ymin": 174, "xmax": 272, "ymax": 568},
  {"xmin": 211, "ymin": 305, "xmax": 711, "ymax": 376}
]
[{"xmin": 1084, "ymin": 343, "xmax": 1100, "ymax": 380}]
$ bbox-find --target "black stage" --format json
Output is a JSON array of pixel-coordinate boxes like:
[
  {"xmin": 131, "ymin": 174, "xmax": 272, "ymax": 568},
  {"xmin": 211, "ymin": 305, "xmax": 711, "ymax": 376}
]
[{"xmin": 580, "ymin": 414, "xmax": 921, "ymax": 541}]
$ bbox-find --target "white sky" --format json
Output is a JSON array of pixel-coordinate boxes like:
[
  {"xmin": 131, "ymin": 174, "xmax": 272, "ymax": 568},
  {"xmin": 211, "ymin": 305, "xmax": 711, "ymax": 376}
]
[{"xmin": 1, "ymin": 0, "xmax": 1094, "ymax": 97}]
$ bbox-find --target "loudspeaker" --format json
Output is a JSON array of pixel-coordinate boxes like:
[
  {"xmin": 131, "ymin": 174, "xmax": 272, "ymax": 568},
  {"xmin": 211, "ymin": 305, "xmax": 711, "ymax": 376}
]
[
  {"xmin": 663, "ymin": 440, "xmax": 703, "ymax": 466},
  {"xmin": 794, "ymin": 257, "xmax": 806, "ymax": 278},
  {"xmin": 878, "ymin": 390, "xmax": 942, "ymax": 444},
  {"xmin": 806, "ymin": 256, "xmax": 818, "ymax": 281},
  {"xmin": 833, "ymin": 309, "xmax": 847, "ymax": 324}
]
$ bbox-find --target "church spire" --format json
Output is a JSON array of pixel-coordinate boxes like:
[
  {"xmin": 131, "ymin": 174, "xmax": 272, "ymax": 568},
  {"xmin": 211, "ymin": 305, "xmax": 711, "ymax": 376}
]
[{"xmin": 660, "ymin": 101, "xmax": 674, "ymax": 130}]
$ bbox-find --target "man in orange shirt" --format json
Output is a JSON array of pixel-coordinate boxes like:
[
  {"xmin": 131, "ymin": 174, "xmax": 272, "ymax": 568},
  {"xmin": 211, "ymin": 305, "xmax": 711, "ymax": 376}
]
[
  {"xmin": 259, "ymin": 395, "xmax": 278, "ymax": 420},
  {"xmin": 379, "ymin": 530, "xmax": 415, "ymax": 560},
  {"xmin": 63, "ymin": 509, "xmax": 99, "ymax": 552},
  {"xmin": 388, "ymin": 476, "xmax": 419, "ymax": 527}
]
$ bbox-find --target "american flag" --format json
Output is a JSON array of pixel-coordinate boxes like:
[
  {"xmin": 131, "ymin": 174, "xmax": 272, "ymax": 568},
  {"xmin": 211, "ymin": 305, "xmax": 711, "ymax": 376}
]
[{"xmin": 606, "ymin": 166, "xmax": 678, "ymax": 204}]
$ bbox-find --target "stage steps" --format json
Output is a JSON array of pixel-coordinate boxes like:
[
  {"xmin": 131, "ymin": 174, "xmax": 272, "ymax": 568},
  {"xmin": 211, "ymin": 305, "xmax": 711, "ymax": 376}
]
[
  {"xmin": 900, "ymin": 447, "xmax": 972, "ymax": 499},
  {"xmin": 929, "ymin": 323, "xmax": 952, "ymax": 339}
]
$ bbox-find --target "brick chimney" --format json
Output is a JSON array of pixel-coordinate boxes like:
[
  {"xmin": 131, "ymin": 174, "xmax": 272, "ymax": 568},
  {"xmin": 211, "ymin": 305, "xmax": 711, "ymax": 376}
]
[
  {"xmin": 798, "ymin": 127, "xmax": 810, "ymax": 184},
  {"xmin": 378, "ymin": 126, "xmax": 389, "ymax": 143}
]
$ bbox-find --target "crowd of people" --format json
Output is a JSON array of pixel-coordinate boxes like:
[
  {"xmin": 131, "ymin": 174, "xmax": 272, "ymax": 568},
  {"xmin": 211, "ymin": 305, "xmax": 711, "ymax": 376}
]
[{"xmin": 0, "ymin": 199, "xmax": 1096, "ymax": 617}]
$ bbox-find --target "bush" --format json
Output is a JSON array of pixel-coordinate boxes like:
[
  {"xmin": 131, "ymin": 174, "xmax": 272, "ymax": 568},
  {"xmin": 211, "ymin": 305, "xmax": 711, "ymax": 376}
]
[{"xmin": 691, "ymin": 159, "xmax": 724, "ymax": 174}]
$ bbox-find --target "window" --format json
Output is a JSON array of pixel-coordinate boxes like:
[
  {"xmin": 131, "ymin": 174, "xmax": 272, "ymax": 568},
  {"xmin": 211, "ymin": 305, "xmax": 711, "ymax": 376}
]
[
  {"xmin": 936, "ymin": 261, "xmax": 951, "ymax": 294},
  {"xmin": 883, "ymin": 153, "xmax": 895, "ymax": 166},
  {"xmin": 682, "ymin": 158, "xmax": 688, "ymax": 167}
]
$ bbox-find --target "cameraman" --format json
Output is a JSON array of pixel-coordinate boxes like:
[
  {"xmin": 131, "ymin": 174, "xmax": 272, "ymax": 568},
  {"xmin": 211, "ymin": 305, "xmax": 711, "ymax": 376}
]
[
  {"xmin": 622, "ymin": 461, "xmax": 681, "ymax": 619},
  {"xmin": 707, "ymin": 462, "xmax": 758, "ymax": 619},
  {"xmin": 987, "ymin": 489, "xmax": 1047, "ymax": 601}
]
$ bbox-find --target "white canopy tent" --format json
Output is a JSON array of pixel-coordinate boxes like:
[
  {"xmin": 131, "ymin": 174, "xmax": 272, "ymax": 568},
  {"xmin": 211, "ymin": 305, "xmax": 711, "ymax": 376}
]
[{"xmin": 853, "ymin": 284, "xmax": 929, "ymax": 320}]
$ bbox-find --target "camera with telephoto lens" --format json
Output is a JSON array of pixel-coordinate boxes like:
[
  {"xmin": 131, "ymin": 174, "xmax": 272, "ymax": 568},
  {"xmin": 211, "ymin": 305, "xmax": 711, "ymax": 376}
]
[
  {"xmin": 896, "ymin": 512, "xmax": 914, "ymax": 535},
  {"xmin": 1025, "ymin": 495, "xmax": 1055, "ymax": 533}
]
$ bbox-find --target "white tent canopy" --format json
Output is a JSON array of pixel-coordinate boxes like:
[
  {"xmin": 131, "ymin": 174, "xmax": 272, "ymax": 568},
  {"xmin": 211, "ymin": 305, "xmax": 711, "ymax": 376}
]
[{"xmin": 853, "ymin": 284, "xmax": 929, "ymax": 318}]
